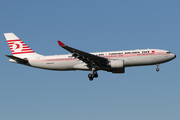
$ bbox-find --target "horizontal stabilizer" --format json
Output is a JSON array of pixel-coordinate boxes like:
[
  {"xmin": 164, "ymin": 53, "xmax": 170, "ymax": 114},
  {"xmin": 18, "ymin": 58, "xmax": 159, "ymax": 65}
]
[{"xmin": 5, "ymin": 55, "xmax": 28, "ymax": 64}]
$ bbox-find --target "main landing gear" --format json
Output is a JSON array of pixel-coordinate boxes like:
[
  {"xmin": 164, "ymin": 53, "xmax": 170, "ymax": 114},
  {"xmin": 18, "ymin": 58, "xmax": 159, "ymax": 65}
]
[
  {"xmin": 156, "ymin": 64, "xmax": 160, "ymax": 72},
  {"xmin": 88, "ymin": 70, "xmax": 98, "ymax": 81}
]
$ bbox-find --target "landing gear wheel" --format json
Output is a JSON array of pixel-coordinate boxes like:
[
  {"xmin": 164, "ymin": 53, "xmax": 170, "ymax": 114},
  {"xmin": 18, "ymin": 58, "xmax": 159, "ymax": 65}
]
[
  {"xmin": 92, "ymin": 71, "xmax": 98, "ymax": 78},
  {"xmin": 93, "ymin": 71, "xmax": 97, "ymax": 75},
  {"xmin": 88, "ymin": 73, "xmax": 92, "ymax": 78},
  {"xmin": 88, "ymin": 68, "xmax": 98, "ymax": 81},
  {"xmin": 88, "ymin": 74, "xmax": 93, "ymax": 81},
  {"xmin": 156, "ymin": 68, "xmax": 159, "ymax": 72},
  {"xmin": 94, "ymin": 74, "xmax": 98, "ymax": 78},
  {"xmin": 89, "ymin": 77, "xmax": 93, "ymax": 81}
]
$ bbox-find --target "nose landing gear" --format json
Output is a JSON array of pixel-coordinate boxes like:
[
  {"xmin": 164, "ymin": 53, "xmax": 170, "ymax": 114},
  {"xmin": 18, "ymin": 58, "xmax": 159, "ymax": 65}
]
[{"xmin": 156, "ymin": 64, "xmax": 160, "ymax": 72}]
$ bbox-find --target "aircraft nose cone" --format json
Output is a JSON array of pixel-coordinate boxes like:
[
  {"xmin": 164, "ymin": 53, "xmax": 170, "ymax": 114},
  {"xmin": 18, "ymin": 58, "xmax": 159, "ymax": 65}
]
[{"xmin": 174, "ymin": 55, "xmax": 176, "ymax": 58}]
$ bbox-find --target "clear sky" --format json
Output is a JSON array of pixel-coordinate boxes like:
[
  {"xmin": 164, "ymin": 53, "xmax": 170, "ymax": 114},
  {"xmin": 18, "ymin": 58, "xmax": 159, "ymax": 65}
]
[{"xmin": 0, "ymin": 0, "xmax": 179, "ymax": 120}]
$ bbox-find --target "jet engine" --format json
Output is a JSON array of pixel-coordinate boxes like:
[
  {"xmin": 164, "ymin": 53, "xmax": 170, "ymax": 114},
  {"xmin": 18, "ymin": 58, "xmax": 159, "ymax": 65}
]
[
  {"xmin": 109, "ymin": 59, "xmax": 125, "ymax": 73},
  {"xmin": 109, "ymin": 59, "xmax": 124, "ymax": 68}
]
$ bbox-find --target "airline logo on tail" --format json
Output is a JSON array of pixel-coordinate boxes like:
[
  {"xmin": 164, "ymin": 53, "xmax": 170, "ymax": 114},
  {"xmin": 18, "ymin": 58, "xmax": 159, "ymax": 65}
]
[{"xmin": 5, "ymin": 33, "xmax": 35, "ymax": 55}]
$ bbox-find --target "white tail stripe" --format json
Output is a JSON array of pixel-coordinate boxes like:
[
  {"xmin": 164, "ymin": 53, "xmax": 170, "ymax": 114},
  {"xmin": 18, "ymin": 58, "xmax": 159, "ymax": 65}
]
[{"xmin": 4, "ymin": 33, "xmax": 19, "ymax": 40}]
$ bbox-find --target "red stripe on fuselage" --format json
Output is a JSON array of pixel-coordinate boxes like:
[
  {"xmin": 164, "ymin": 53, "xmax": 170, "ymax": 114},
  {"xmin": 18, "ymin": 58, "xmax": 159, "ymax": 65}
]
[{"xmin": 29, "ymin": 52, "xmax": 171, "ymax": 62}]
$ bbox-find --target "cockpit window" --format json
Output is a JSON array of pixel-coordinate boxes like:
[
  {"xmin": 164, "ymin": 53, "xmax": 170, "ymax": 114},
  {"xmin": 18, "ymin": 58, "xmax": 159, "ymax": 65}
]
[{"xmin": 166, "ymin": 52, "xmax": 171, "ymax": 54}]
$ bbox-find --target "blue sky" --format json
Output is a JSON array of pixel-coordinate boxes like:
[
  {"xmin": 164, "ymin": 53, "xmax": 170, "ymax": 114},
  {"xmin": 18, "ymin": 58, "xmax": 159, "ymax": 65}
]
[{"xmin": 0, "ymin": 0, "xmax": 179, "ymax": 120}]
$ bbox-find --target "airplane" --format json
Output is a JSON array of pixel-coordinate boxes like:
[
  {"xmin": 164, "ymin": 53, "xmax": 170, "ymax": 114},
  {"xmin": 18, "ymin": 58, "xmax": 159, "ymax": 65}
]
[{"xmin": 4, "ymin": 33, "xmax": 176, "ymax": 81}]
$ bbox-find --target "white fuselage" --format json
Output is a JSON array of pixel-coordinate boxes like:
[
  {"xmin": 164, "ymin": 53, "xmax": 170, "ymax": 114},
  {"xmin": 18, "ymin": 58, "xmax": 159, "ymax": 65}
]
[
  {"xmin": 4, "ymin": 33, "xmax": 176, "ymax": 80},
  {"xmin": 16, "ymin": 49, "xmax": 175, "ymax": 71}
]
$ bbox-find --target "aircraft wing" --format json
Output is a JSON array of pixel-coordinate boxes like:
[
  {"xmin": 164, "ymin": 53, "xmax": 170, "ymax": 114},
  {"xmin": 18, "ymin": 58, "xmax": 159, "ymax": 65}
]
[{"xmin": 57, "ymin": 41, "xmax": 108, "ymax": 67}]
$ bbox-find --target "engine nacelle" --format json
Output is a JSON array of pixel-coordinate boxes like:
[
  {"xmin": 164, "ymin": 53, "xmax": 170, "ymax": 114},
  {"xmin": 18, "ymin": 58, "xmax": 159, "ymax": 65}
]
[
  {"xmin": 109, "ymin": 59, "xmax": 125, "ymax": 73},
  {"xmin": 109, "ymin": 59, "xmax": 124, "ymax": 68}
]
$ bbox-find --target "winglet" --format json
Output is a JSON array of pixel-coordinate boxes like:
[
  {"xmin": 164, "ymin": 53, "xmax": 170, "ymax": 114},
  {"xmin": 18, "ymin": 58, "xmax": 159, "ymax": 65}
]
[{"xmin": 58, "ymin": 41, "xmax": 66, "ymax": 46}]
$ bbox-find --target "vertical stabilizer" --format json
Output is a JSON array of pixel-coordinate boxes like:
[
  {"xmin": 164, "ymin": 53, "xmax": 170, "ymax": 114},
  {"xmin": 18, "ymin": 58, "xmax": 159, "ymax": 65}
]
[{"xmin": 4, "ymin": 33, "xmax": 42, "ymax": 58}]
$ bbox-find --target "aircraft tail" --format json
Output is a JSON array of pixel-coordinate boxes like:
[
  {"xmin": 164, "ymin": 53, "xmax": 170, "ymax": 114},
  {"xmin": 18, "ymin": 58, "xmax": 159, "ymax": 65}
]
[{"xmin": 4, "ymin": 33, "xmax": 43, "ymax": 58}]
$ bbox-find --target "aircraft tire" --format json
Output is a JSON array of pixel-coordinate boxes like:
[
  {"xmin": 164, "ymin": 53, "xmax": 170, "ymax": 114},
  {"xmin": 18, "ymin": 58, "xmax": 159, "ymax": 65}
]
[
  {"xmin": 88, "ymin": 73, "xmax": 93, "ymax": 78},
  {"xmin": 89, "ymin": 77, "xmax": 93, "ymax": 81},
  {"xmin": 94, "ymin": 74, "xmax": 98, "ymax": 78},
  {"xmin": 93, "ymin": 71, "xmax": 97, "ymax": 75},
  {"xmin": 88, "ymin": 74, "xmax": 93, "ymax": 81}
]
